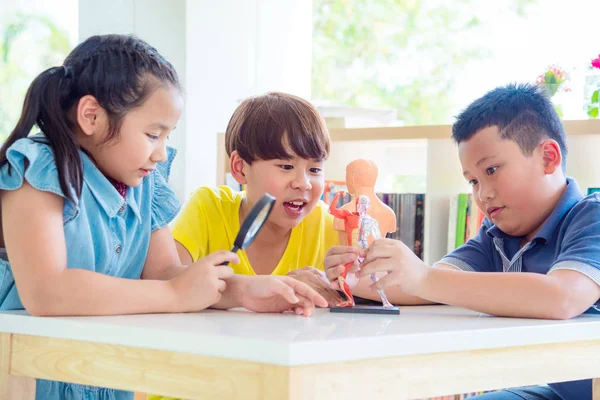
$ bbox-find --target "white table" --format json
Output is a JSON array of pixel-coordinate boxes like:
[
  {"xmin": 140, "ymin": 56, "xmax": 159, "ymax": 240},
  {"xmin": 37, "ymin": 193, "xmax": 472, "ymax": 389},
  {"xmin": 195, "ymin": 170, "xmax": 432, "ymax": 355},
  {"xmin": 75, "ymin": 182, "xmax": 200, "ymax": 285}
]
[{"xmin": 1, "ymin": 306, "xmax": 600, "ymax": 399}]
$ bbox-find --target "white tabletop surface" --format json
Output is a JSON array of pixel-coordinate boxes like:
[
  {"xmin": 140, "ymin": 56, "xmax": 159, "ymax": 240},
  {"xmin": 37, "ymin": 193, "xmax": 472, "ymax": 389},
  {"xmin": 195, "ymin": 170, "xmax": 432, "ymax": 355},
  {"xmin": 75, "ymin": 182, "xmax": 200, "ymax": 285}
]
[{"xmin": 1, "ymin": 306, "xmax": 600, "ymax": 366}]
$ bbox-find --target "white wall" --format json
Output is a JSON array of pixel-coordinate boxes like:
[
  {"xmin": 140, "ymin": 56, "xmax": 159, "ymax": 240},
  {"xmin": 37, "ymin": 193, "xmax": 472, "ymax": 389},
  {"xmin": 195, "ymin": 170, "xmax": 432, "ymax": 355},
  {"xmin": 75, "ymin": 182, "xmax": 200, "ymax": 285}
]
[
  {"xmin": 184, "ymin": 0, "xmax": 312, "ymax": 196},
  {"xmin": 79, "ymin": 0, "xmax": 313, "ymax": 200}
]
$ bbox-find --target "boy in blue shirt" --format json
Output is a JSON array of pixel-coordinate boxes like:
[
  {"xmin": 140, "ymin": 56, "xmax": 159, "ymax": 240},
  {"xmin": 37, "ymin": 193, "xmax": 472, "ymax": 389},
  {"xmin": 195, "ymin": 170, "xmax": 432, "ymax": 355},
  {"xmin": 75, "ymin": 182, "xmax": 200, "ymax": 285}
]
[{"xmin": 326, "ymin": 83, "xmax": 600, "ymax": 400}]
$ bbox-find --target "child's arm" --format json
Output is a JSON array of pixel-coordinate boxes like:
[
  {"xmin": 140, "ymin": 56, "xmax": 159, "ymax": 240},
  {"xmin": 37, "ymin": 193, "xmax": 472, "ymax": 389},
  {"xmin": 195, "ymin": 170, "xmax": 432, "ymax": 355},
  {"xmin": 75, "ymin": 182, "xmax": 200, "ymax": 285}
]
[
  {"xmin": 139, "ymin": 209, "xmax": 329, "ymax": 316},
  {"xmin": 1, "ymin": 182, "xmax": 237, "ymax": 316},
  {"xmin": 360, "ymin": 238, "xmax": 600, "ymax": 319},
  {"xmin": 140, "ymin": 227, "xmax": 188, "ymax": 280},
  {"xmin": 421, "ymin": 268, "xmax": 598, "ymax": 319}
]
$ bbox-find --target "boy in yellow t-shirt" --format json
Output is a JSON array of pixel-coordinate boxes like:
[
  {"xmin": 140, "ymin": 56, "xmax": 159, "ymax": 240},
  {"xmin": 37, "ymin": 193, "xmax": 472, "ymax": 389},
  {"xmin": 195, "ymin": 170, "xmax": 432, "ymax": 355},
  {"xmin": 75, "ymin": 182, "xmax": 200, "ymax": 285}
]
[
  {"xmin": 171, "ymin": 92, "xmax": 339, "ymax": 279},
  {"xmin": 171, "ymin": 91, "xmax": 339, "ymax": 278},
  {"xmin": 147, "ymin": 92, "xmax": 342, "ymax": 400}
]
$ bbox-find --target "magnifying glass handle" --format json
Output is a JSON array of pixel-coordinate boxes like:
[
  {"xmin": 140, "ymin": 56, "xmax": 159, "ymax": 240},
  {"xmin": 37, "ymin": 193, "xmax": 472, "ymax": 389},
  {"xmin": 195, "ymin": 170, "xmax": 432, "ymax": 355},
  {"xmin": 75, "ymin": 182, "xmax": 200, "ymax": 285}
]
[{"xmin": 220, "ymin": 245, "xmax": 240, "ymax": 266}]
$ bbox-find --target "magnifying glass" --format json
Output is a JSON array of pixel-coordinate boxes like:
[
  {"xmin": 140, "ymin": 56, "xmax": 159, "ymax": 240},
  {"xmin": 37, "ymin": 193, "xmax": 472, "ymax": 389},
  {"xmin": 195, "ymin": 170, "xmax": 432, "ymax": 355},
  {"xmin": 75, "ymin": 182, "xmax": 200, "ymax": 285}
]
[{"xmin": 221, "ymin": 193, "xmax": 276, "ymax": 265}]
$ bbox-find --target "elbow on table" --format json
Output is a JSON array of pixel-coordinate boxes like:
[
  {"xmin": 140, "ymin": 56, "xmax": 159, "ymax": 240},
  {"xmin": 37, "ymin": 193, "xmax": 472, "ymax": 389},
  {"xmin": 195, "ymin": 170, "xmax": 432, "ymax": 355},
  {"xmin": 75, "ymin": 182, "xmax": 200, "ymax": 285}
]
[
  {"xmin": 543, "ymin": 296, "xmax": 586, "ymax": 320},
  {"xmin": 21, "ymin": 289, "xmax": 64, "ymax": 317}
]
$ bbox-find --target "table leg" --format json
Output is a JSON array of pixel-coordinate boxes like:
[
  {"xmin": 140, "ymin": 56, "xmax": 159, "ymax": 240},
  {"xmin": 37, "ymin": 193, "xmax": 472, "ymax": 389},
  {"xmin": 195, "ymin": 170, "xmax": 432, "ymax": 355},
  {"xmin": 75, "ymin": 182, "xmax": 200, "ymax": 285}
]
[
  {"xmin": 0, "ymin": 333, "xmax": 9, "ymax": 400},
  {"xmin": 0, "ymin": 333, "xmax": 35, "ymax": 400}
]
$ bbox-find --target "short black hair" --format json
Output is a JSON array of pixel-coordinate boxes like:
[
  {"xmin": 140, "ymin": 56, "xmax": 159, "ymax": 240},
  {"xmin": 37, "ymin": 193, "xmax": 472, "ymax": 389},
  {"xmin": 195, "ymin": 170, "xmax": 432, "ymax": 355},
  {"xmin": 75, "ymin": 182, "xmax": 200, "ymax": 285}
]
[{"xmin": 452, "ymin": 83, "xmax": 567, "ymax": 167}]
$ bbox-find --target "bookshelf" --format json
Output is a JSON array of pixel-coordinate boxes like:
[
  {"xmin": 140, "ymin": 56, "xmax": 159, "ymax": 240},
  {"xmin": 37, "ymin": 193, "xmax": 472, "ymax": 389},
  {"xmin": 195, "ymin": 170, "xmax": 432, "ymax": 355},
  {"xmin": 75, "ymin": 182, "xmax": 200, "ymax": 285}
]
[{"xmin": 216, "ymin": 119, "xmax": 600, "ymax": 265}]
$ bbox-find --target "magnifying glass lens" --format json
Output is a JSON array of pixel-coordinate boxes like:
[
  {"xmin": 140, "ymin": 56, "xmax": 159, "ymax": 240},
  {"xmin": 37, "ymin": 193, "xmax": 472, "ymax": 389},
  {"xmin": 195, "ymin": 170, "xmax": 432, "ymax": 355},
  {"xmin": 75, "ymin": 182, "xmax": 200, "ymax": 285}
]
[
  {"xmin": 219, "ymin": 193, "xmax": 276, "ymax": 266},
  {"xmin": 242, "ymin": 206, "xmax": 271, "ymax": 248}
]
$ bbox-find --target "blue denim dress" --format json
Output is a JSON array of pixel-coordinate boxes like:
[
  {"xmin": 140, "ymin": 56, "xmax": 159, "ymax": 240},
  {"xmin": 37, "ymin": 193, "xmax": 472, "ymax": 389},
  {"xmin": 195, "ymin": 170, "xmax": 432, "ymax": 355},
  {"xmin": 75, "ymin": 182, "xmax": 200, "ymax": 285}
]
[{"xmin": 0, "ymin": 136, "xmax": 181, "ymax": 400}]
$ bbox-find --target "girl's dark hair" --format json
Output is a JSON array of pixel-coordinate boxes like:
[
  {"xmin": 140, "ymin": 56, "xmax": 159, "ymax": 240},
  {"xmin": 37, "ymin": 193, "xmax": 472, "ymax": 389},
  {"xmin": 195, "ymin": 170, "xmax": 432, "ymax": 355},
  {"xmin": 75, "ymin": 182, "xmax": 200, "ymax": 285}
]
[{"xmin": 0, "ymin": 34, "xmax": 180, "ymax": 202}]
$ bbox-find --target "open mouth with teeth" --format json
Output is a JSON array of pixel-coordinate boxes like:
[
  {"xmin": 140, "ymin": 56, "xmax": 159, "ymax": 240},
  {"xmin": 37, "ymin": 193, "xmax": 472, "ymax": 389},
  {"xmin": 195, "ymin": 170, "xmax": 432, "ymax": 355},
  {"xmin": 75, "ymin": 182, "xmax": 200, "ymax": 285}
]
[{"xmin": 283, "ymin": 200, "xmax": 307, "ymax": 216}]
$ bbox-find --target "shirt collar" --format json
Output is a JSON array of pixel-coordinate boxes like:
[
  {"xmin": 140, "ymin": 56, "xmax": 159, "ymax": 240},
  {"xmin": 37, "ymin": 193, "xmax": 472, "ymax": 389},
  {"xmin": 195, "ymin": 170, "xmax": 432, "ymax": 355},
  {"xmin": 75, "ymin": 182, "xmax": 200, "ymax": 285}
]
[
  {"xmin": 533, "ymin": 177, "xmax": 582, "ymax": 242},
  {"xmin": 485, "ymin": 177, "xmax": 582, "ymax": 242},
  {"xmin": 81, "ymin": 151, "xmax": 142, "ymax": 222}
]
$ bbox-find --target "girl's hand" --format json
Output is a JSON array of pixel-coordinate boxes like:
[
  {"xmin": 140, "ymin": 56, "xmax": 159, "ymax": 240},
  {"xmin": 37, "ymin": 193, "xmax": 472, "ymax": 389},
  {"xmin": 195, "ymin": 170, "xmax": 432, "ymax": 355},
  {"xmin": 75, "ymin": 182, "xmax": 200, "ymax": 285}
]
[
  {"xmin": 323, "ymin": 246, "xmax": 364, "ymax": 290},
  {"xmin": 238, "ymin": 275, "xmax": 328, "ymax": 317},
  {"xmin": 286, "ymin": 267, "xmax": 345, "ymax": 307},
  {"xmin": 359, "ymin": 239, "xmax": 429, "ymax": 296},
  {"xmin": 169, "ymin": 251, "xmax": 239, "ymax": 312}
]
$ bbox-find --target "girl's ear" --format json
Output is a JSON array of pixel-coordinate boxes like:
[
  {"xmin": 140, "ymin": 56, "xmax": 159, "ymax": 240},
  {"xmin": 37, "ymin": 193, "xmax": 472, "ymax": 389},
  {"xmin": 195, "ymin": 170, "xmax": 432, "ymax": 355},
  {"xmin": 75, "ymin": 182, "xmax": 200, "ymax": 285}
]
[
  {"xmin": 76, "ymin": 95, "xmax": 107, "ymax": 137},
  {"xmin": 229, "ymin": 150, "xmax": 248, "ymax": 185},
  {"xmin": 540, "ymin": 139, "xmax": 562, "ymax": 174}
]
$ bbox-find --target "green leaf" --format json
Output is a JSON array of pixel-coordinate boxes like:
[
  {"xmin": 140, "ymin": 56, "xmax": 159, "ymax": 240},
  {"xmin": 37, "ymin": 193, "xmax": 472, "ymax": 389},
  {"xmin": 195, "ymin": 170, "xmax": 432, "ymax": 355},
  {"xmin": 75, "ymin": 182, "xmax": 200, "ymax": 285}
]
[
  {"xmin": 554, "ymin": 104, "xmax": 563, "ymax": 118},
  {"xmin": 588, "ymin": 106, "xmax": 599, "ymax": 119},
  {"xmin": 592, "ymin": 90, "xmax": 599, "ymax": 104}
]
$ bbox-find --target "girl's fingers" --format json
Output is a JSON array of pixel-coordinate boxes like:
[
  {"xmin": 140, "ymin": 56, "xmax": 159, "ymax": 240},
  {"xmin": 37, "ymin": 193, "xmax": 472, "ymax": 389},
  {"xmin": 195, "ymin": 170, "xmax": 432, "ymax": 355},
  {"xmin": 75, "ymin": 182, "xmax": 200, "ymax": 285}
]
[
  {"xmin": 204, "ymin": 251, "xmax": 240, "ymax": 266},
  {"xmin": 215, "ymin": 265, "xmax": 235, "ymax": 279},
  {"xmin": 294, "ymin": 295, "xmax": 316, "ymax": 317},
  {"xmin": 281, "ymin": 277, "xmax": 328, "ymax": 308}
]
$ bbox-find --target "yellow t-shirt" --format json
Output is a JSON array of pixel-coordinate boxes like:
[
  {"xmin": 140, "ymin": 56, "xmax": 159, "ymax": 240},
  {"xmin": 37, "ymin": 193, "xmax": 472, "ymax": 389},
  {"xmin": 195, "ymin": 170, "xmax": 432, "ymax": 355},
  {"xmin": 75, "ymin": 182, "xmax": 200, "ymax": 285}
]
[{"xmin": 171, "ymin": 185, "xmax": 339, "ymax": 275}]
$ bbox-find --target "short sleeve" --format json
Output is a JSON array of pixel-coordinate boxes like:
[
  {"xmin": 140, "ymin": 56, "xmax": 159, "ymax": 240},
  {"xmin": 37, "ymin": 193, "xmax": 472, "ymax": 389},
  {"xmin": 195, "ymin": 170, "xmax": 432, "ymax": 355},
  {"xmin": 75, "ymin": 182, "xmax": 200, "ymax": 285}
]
[
  {"xmin": 435, "ymin": 218, "xmax": 496, "ymax": 272},
  {"xmin": 150, "ymin": 146, "xmax": 182, "ymax": 231},
  {"xmin": 170, "ymin": 189, "xmax": 210, "ymax": 262},
  {"xmin": 549, "ymin": 198, "xmax": 600, "ymax": 287},
  {"xmin": 0, "ymin": 137, "xmax": 78, "ymax": 223}
]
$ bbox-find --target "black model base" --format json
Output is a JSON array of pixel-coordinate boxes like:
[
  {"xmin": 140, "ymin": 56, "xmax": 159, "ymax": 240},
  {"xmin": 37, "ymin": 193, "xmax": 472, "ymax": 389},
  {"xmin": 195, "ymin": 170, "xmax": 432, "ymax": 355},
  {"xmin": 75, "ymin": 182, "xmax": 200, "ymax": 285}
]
[{"xmin": 330, "ymin": 305, "xmax": 400, "ymax": 315}]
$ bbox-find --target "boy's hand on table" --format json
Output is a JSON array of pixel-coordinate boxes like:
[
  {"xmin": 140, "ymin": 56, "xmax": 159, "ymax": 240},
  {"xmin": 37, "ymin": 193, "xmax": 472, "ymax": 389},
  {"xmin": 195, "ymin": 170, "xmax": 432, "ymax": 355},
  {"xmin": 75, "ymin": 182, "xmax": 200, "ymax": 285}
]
[
  {"xmin": 359, "ymin": 239, "xmax": 429, "ymax": 296},
  {"xmin": 238, "ymin": 275, "xmax": 328, "ymax": 317},
  {"xmin": 286, "ymin": 267, "xmax": 345, "ymax": 307},
  {"xmin": 323, "ymin": 246, "xmax": 365, "ymax": 290}
]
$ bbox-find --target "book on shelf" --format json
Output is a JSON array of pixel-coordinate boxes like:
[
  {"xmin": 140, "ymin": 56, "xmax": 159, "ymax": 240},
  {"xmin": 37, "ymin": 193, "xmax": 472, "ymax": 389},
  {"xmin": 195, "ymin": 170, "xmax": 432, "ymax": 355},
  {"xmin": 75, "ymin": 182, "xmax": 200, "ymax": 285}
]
[
  {"xmin": 588, "ymin": 187, "xmax": 600, "ymax": 195},
  {"xmin": 447, "ymin": 193, "xmax": 485, "ymax": 252}
]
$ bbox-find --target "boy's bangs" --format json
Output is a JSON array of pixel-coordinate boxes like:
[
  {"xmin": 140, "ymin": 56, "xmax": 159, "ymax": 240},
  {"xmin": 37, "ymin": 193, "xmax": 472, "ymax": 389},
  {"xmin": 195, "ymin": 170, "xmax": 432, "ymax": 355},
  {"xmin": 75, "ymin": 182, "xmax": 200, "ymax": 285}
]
[
  {"xmin": 282, "ymin": 118, "xmax": 330, "ymax": 161},
  {"xmin": 227, "ymin": 92, "xmax": 331, "ymax": 163},
  {"xmin": 251, "ymin": 100, "xmax": 330, "ymax": 162}
]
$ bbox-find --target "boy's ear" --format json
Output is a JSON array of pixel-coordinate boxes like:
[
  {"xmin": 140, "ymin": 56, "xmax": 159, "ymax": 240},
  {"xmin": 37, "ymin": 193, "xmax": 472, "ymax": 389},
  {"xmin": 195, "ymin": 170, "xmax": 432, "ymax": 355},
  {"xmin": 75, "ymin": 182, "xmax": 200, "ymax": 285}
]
[
  {"xmin": 76, "ymin": 95, "xmax": 106, "ymax": 137},
  {"xmin": 540, "ymin": 139, "xmax": 562, "ymax": 174},
  {"xmin": 229, "ymin": 150, "xmax": 248, "ymax": 184}
]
